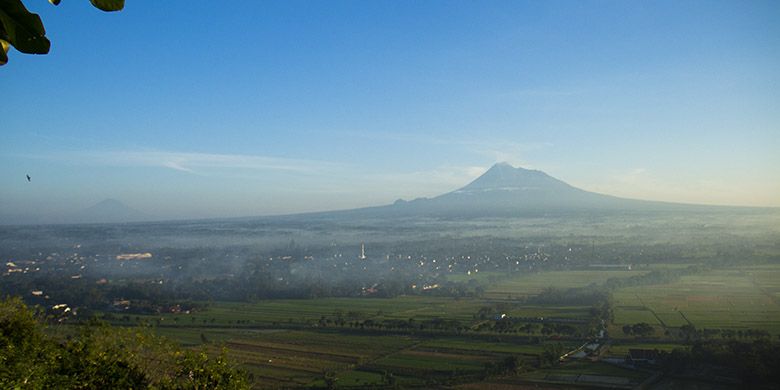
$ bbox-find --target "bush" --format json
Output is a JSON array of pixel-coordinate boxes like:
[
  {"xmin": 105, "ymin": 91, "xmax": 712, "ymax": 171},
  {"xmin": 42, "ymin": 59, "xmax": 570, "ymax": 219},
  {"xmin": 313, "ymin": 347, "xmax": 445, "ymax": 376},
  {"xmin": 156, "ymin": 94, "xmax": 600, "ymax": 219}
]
[{"xmin": 0, "ymin": 296, "xmax": 249, "ymax": 389}]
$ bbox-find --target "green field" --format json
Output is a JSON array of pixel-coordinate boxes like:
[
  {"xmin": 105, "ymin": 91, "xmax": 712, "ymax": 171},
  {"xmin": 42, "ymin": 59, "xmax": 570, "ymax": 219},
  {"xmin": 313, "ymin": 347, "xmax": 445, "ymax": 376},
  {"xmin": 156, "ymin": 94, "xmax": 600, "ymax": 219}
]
[
  {"xmin": 484, "ymin": 269, "xmax": 647, "ymax": 299},
  {"xmin": 520, "ymin": 360, "xmax": 650, "ymax": 386},
  {"xmin": 156, "ymin": 328, "xmax": 561, "ymax": 388},
  {"xmin": 612, "ymin": 266, "xmax": 780, "ymax": 336},
  {"xmin": 94, "ymin": 265, "xmax": 780, "ymax": 388},
  {"xmin": 606, "ymin": 342, "xmax": 682, "ymax": 356},
  {"xmin": 419, "ymin": 338, "xmax": 576, "ymax": 356},
  {"xmin": 613, "ymin": 306, "xmax": 662, "ymax": 326},
  {"xmin": 124, "ymin": 295, "xmax": 486, "ymax": 328}
]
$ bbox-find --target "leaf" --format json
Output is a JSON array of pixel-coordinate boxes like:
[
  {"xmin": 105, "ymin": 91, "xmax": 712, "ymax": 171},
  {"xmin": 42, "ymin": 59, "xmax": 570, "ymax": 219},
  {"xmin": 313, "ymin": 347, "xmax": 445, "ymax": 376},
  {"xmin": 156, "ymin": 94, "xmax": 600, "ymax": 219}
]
[
  {"xmin": 89, "ymin": 0, "xmax": 124, "ymax": 12},
  {"xmin": 0, "ymin": 39, "xmax": 8, "ymax": 65},
  {"xmin": 0, "ymin": 0, "xmax": 50, "ymax": 54},
  {"xmin": 0, "ymin": 18, "xmax": 8, "ymax": 41}
]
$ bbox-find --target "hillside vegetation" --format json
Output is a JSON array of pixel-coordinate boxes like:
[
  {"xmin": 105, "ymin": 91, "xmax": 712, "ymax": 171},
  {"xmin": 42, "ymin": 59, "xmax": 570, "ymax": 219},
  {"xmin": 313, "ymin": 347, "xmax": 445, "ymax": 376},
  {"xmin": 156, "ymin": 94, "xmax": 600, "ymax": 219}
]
[{"xmin": 0, "ymin": 297, "xmax": 249, "ymax": 389}]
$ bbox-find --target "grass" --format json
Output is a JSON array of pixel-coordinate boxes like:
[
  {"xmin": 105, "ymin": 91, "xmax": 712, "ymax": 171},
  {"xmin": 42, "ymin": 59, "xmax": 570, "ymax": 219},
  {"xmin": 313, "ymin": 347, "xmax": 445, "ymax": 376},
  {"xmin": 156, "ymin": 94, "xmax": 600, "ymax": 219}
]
[
  {"xmin": 612, "ymin": 266, "xmax": 780, "ymax": 334},
  {"xmin": 334, "ymin": 370, "xmax": 386, "ymax": 387},
  {"xmin": 122, "ymin": 295, "xmax": 487, "ymax": 328},
  {"xmin": 521, "ymin": 360, "xmax": 649, "ymax": 382},
  {"xmin": 612, "ymin": 306, "xmax": 663, "ymax": 326},
  {"xmin": 504, "ymin": 305, "xmax": 592, "ymax": 320},
  {"xmin": 484, "ymin": 270, "xmax": 648, "ymax": 299},
  {"xmin": 420, "ymin": 338, "xmax": 576, "ymax": 355},
  {"xmin": 372, "ymin": 350, "xmax": 489, "ymax": 372}
]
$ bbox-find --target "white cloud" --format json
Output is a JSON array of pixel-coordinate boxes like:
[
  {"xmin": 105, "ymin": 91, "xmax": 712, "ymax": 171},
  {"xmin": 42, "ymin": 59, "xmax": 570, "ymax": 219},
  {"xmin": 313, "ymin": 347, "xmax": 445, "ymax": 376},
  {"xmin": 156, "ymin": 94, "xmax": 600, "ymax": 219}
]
[{"xmin": 47, "ymin": 150, "xmax": 343, "ymax": 175}]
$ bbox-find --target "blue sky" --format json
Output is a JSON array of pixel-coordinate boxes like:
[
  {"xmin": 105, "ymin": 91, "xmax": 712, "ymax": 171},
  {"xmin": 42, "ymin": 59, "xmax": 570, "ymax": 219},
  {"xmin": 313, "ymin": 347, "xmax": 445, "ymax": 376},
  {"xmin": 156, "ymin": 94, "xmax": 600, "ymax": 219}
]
[{"xmin": 2, "ymin": 0, "xmax": 779, "ymax": 220}]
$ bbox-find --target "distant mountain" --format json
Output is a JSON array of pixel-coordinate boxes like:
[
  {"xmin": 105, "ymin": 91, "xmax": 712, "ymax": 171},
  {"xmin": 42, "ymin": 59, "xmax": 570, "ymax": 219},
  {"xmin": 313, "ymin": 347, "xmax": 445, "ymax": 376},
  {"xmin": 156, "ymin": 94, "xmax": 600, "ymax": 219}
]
[
  {"xmin": 412, "ymin": 162, "xmax": 637, "ymax": 214},
  {"xmin": 69, "ymin": 198, "xmax": 150, "ymax": 224},
  {"xmin": 312, "ymin": 163, "xmax": 730, "ymax": 219},
  {"xmin": 1, "ymin": 164, "xmax": 762, "ymax": 227}
]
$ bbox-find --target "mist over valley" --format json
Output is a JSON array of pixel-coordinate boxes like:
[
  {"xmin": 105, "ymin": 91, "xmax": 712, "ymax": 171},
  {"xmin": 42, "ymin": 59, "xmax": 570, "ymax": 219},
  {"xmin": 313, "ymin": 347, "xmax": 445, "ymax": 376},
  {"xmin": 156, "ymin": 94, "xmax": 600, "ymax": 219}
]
[{"xmin": 3, "ymin": 1, "xmax": 779, "ymax": 388}]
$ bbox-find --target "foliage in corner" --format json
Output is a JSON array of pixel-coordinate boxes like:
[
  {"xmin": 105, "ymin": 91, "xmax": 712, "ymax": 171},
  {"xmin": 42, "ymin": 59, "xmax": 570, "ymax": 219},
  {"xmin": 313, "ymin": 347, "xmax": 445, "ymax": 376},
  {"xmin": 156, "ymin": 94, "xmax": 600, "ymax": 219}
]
[
  {"xmin": 0, "ymin": 0, "xmax": 124, "ymax": 65},
  {"xmin": 0, "ymin": 297, "xmax": 250, "ymax": 389}
]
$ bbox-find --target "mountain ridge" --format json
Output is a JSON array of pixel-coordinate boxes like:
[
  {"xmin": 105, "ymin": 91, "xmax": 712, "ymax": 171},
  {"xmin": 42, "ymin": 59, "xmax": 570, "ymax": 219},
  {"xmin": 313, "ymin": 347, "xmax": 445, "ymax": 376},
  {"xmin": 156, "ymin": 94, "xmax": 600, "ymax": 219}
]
[
  {"xmin": 2, "ymin": 164, "xmax": 772, "ymax": 226},
  {"xmin": 301, "ymin": 162, "xmax": 754, "ymax": 220},
  {"xmin": 455, "ymin": 162, "xmax": 572, "ymax": 193}
]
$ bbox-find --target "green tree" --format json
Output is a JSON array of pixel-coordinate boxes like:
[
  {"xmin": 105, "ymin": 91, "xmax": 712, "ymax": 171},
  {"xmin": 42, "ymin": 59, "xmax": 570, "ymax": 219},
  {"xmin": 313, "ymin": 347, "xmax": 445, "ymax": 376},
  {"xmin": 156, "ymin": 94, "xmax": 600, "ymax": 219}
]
[
  {"xmin": 539, "ymin": 343, "xmax": 564, "ymax": 368},
  {"xmin": 0, "ymin": 297, "xmax": 250, "ymax": 389},
  {"xmin": 0, "ymin": 297, "xmax": 65, "ymax": 387},
  {"xmin": 323, "ymin": 369, "xmax": 338, "ymax": 390},
  {"xmin": 501, "ymin": 355, "xmax": 522, "ymax": 375},
  {"xmin": 631, "ymin": 322, "xmax": 654, "ymax": 337}
]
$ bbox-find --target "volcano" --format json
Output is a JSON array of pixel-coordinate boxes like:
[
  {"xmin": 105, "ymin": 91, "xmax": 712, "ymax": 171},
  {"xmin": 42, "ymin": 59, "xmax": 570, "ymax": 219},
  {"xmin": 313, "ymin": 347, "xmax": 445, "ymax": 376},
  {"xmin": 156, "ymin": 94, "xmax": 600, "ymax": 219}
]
[{"xmin": 323, "ymin": 163, "xmax": 718, "ymax": 219}]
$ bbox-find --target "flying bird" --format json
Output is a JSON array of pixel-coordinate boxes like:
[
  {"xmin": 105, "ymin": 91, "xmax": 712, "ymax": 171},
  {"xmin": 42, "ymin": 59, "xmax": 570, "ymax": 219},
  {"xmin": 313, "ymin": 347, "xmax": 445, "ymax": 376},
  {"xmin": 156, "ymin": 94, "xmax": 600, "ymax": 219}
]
[{"xmin": 26, "ymin": 174, "xmax": 31, "ymax": 182}]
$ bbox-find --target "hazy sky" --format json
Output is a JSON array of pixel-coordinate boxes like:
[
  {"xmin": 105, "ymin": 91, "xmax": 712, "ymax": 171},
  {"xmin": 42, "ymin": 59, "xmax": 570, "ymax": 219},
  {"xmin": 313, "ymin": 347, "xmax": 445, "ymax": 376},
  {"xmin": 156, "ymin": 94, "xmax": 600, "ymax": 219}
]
[{"xmin": 2, "ymin": 0, "xmax": 779, "ymax": 220}]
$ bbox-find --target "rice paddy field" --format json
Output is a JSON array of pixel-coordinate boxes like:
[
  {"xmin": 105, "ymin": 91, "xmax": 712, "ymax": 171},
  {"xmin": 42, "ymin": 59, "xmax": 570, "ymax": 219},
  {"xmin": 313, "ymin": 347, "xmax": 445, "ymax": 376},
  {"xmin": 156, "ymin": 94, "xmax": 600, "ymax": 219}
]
[
  {"xmin": 124, "ymin": 296, "xmax": 487, "ymax": 329},
  {"xmin": 611, "ymin": 266, "xmax": 780, "ymax": 336},
  {"xmin": 519, "ymin": 360, "xmax": 649, "ymax": 383},
  {"xmin": 154, "ymin": 327, "xmax": 577, "ymax": 389},
  {"xmin": 605, "ymin": 342, "xmax": 681, "ymax": 356},
  {"xmin": 95, "ymin": 265, "xmax": 780, "ymax": 388},
  {"xmin": 483, "ymin": 269, "xmax": 648, "ymax": 300}
]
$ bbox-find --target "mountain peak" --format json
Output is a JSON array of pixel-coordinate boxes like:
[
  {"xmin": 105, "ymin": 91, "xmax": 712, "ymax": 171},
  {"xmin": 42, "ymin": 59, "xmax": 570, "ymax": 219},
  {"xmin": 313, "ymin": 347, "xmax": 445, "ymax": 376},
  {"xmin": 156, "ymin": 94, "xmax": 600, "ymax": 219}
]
[
  {"xmin": 484, "ymin": 162, "xmax": 544, "ymax": 175},
  {"xmin": 491, "ymin": 161, "xmax": 514, "ymax": 168},
  {"xmin": 369, "ymin": 163, "xmax": 629, "ymax": 217},
  {"xmin": 486, "ymin": 161, "xmax": 520, "ymax": 172},
  {"xmin": 457, "ymin": 163, "xmax": 563, "ymax": 193}
]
